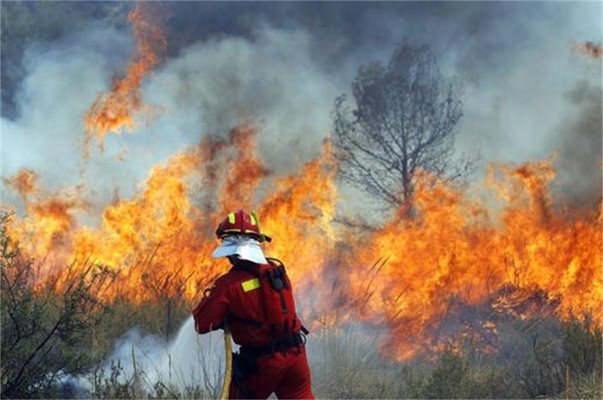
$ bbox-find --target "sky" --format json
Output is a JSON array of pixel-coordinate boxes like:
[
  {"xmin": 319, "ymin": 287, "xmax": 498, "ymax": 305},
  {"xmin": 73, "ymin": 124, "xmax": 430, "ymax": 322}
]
[{"xmin": 1, "ymin": 1, "xmax": 601, "ymax": 217}]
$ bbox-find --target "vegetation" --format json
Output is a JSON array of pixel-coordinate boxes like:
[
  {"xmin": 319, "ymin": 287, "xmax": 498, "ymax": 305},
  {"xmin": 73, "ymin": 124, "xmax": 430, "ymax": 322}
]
[
  {"xmin": 0, "ymin": 5, "xmax": 600, "ymax": 397},
  {"xmin": 1, "ymin": 211, "xmax": 602, "ymax": 399},
  {"xmin": 310, "ymin": 318, "xmax": 601, "ymax": 399},
  {"xmin": 333, "ymin": 42, "xmax": 471, "ymax": 210},
  {"xmin": 88, "ymin": 360, "xmax": 208, "ymax": 400},
  {"xmin": 0, "ymin": 213, "xmax": 110, "ymax": 397},
  {"xmin": 0, "ymin": 213, "xmax": 191, "ymax": 398}
]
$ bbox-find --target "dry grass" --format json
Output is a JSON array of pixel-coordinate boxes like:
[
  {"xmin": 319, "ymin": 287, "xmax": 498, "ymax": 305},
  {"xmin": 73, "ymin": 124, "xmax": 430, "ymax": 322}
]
[{"xmin": 73, "ymin": 318, "xmax": 603, "ymax": 399}]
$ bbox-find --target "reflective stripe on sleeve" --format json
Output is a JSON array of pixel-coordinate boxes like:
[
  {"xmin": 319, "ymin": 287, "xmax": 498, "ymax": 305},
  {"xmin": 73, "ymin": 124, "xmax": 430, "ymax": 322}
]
[{"xmin": 241, "ymin": 278, "xmax": 261, "ymax": 292}]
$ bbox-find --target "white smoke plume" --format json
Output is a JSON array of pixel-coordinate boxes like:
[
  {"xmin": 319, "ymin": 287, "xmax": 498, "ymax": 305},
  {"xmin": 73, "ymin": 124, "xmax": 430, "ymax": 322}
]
[
  {"xmin": 91, "ymin": 318, "xmax": 226, "ymax": 391},
  {"xmin": 2, "ymin": 3, "xmax": 600, "ymax": 217},
  {"xmin": 1, "ymin": 23, "xmax": 340, "ymax": 213},
  {"xmin": 76, "ymin": 316, "xmax": 386, "ymax": 396}
]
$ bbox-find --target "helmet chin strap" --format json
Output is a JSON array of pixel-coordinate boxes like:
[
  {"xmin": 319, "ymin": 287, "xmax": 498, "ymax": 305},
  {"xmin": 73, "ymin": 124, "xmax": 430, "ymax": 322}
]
[
  {"xmin": 227, "ymin": 255, "xmax": 241, "ymax": 265},
  {"xmin": 227, "ymin": 255, "xmax": 258, "ymax": 266}
]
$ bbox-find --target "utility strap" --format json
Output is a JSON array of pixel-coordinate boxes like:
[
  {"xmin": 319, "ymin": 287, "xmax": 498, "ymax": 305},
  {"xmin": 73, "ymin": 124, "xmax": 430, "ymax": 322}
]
[
  {"xmin": 228, "ymin": 313, "xmax": 263, "ymax": 328},
  {"xmin": 240, "ymin": 333, "xmax": 306, "ymax": 358}
]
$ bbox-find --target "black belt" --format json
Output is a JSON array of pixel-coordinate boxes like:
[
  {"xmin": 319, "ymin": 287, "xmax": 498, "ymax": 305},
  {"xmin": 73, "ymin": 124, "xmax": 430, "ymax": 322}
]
[{"xmin": 240, "ymin": 333, "xmax": 306, "ymax": 358}]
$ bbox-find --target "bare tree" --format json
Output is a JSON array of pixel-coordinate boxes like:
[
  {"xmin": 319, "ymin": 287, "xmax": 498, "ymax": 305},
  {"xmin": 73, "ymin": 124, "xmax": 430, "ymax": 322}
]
[{"xmin": 333, "ymin": 42, "xmax": 470, "ymax": 210}]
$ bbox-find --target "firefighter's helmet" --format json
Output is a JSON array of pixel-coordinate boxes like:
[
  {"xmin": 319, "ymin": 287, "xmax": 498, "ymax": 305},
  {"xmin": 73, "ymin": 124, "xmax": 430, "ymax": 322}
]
[
  {"xmin": 212, "ymin": 210, "xmax": 271, "ymax": 264},
  {"xmin": 215, "ymin": 209, "xmax": 271, "ymax": 243}
]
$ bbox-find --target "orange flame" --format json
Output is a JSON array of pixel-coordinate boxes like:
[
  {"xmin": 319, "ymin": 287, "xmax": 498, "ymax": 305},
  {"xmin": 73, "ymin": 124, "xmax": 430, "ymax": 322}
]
[
  {"xmin": 346, "ymin": 161, "xmax": 601, "ymax": 360},
  {"xmin": 3, "ymin": 169, "xmax": 39, "ymax": 205},
  {"xmin": 84, "ymin": 3, "xmax": 167, "ymax": 157},
  {"xmin": 4, "ymin": 170, "xmax": 88, "ymax": 277},
  {"xmin": 571, "ymin": 41, "xmax": 603, "ymax": 59},
  {"xmin": 3, "ymin": 127, "xmax": 601, "ymax": 361}
]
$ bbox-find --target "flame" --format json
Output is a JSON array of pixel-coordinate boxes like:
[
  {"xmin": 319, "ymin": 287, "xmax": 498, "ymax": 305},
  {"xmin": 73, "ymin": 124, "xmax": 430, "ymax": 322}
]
[
  {"xmin": 4, "ymin": 0, "xmax": 601, "ymax": 363},
  {"xmin": 84, "ymin": 3, "xmax": 166, "ymax": 156},
  {"xmin": 346, "ymin": 161, "xmax": 602, "ymax": 360},
  {"xmin": 571, "ymin": 41, "xmax": 603, "ymax": 59},
  {"xmin": 4, "ymin": 170, "xmax": 88, "ymax": 277},
  {"xmin": 3, "ymin": 169, "xmax": 39, "ymax": 205},
  {"xmin": 3, "ymin": 127, "xmax": 601, "ymax": 361}
]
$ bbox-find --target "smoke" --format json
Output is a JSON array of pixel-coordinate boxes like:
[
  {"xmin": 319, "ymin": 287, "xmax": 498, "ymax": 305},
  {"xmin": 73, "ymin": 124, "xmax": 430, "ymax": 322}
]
[
  {"xmin": 1, "ymin": 22, "xmax": 341, "ymax": 213},
  {"xmin": 144, "ymin": 25, "xmax": 340, "ymax": 173},
  {"xmin": 94, "ymin": 318, "xmax": 227, "ymax": 391},
  {"xmin": 78, "ymin": 316, "xmax": 386, "ymax": 395},
  {"xmin": 2, "ymin": 2, "xmax": 600, "ymax": 215},
  {"xmin": 448, "ymin": 2, "xmax": 602, "ymax": 177},
  {"xmin": 0, "ymin": 24, "xmax": 133, "ymax": 208},
  {"xmin": 553, "ymin": 81, "xmax": 603, "ymax": 203}
]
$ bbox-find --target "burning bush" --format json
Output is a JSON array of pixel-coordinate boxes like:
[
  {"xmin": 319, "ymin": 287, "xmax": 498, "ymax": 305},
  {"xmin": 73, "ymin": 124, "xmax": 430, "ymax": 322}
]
[{"xmin": 0, "ymin": 213, "xmax": 113, "ymax": 398}]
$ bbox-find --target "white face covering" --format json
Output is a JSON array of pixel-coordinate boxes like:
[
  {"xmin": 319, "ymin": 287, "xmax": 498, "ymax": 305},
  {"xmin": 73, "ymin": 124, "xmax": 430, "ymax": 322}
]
[{"xmin": 211, "ymin": 235, "xmax": 268, "ymax": 264}]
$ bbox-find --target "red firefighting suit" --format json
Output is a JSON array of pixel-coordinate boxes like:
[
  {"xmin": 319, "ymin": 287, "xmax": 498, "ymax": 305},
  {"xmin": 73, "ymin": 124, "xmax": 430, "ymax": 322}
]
[{"xmin": 193, "ymin": 258, "xmax": 314, "ymax": 399}]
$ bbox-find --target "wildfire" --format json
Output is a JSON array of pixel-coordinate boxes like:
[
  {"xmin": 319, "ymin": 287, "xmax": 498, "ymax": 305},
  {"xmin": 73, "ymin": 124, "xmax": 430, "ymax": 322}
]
[
  {"xmin": 4, "ymin": 170, "xmax": 88, "ymax": 277},
  {"xmin": 3, "ymin": 125, "xmax": 601, "ymax": 361},
  {"xmin": 84, "ymin": 3, "xmax": 167, "ymax": 157},
  {"xmin": 345, "ymin": 161, "xmax": 602, "ymax": 360},
  {"xmin": 1, "ymin": 0, "xmax": 601, "ymax": 370}
]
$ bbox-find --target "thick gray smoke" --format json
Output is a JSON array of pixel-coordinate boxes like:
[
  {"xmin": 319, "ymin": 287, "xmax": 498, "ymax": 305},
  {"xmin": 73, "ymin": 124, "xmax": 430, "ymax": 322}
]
[
  {"xmin": 554, "ymin": 81, "xmax": 603, "ymax": 203},
  {"xmin": 1, "ymin": 23, "xmax": 340, "ymax": 211},
  {"xmin": 1, "ymin": 2, "xmax": 600, "ymax": 214},
  {"xmin": 144, "ymin": 25, "xmax": 340, "ymax": 174}
]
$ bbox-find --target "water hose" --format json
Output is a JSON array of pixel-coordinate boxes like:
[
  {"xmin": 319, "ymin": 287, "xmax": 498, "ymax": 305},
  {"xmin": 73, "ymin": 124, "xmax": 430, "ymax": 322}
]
[{"xmin": 219, "ymin": 324, "xmax": 233, "ymax": 400}]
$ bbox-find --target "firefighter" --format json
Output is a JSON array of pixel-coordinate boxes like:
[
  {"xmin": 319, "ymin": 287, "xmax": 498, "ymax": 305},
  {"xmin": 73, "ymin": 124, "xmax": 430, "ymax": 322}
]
[{"xmin": 193, "ymin": 209, "xmax": 314, "ymax": 399}]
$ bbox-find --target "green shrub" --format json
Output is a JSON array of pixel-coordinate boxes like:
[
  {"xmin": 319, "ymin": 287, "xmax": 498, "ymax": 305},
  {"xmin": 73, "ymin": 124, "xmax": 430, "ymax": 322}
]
[
  {"xmin": 557, "ymin": 318, "xmax": 603, "ymax": 400},
  {"xmin": 563, "ymin": 318, "xmax": 602, "ymax": 377},
  {"xmin": 425, "ymin": 350, "xmax": 468, "ymax": 399},
  {"xmin": 517, "ymin": 333, "xmax": 565, "ymax": 398}
]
